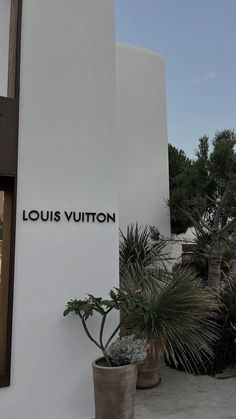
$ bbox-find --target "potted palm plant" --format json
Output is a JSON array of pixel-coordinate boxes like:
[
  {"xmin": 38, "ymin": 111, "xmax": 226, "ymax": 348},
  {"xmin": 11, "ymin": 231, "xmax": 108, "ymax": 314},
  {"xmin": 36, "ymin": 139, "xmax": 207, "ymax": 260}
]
[
  {"xmin": 122, "ymin": 266, "xmax": 219, "ymax": 388},
  {"xmin": 63, "ymin": 288, "xmax": 148, "ymax": 419},
  {"xmin": 119, "ymin": 224, "xmax": 219, "ymax": 388}
]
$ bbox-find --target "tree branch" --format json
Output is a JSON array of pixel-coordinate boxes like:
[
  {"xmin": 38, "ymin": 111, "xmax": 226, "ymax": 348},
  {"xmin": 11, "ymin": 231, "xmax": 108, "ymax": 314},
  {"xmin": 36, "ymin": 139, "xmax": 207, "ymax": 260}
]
[
  {"xmin": 176, "ymin": 205, "xmax": 205, "ymax": 235},
  {"xmin": 213, "ymin": 186, "xmax": 230, "ymax": 230},
  {"xmin": 205, "ymin": 195, "xmax": 216, "ymax": 204},
  {"xmin": 195, "ymin": 208, "xmax": 213, "ymax": 232},
  {"xmin": 219, "ymin": 217, "xmax": 236, "ymax": 237}
]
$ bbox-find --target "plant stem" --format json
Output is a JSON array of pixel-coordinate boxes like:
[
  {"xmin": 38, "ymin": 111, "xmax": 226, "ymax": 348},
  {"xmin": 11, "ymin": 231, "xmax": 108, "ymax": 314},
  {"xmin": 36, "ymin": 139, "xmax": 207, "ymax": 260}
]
[
  {"xmin": 80, "ymin": 313, "xmax": 112, "ymax": 367},
  {"xmin": 99, "ymin": 308, "xmax": 113, "ymax": 366},
  {"xmin": 105, "ymin": 319, "xmax": 124, "ymax": 349},
  {"xmin": 99, "ymin": 314, "xmax": 106, "ymax": 349},
  {"xmin": 99, "ymin": 307, "xmax": 113, "ymax": 350},
  {"xmin": 80, "ymin": 314, "xmax": 102, "ymax": 351},
  {"xmin": 102, "ymin": 349, "xmax": 112, "ymax": 367},
  {"xmin": 99, "ymin": 313, "xmax": 112, "ymax": 366}
]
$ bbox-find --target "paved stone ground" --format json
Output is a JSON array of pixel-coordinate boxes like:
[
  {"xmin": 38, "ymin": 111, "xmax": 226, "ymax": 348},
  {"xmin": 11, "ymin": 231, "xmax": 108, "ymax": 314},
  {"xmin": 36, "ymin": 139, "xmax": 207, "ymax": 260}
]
[{"xmin": 135, "ymin": 366, "xmax": 236, "ymax": 419}]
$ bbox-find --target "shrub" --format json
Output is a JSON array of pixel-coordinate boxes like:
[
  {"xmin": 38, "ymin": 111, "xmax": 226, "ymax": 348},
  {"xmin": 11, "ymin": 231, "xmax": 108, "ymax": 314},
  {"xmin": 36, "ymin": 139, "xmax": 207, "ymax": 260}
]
[
  {"xmin": 119, "ymin": 223, "xmax": 168, "ymax": 277},
  {"xmin": 122, "ymin": 267, "xmax": 219, "ymax": 373},
  {"xmin": 166, "ymin": 271, "xmax": 236, "ymax": 375},
  {"xmin": 107, "ymin": 335, "xmax": 147, "ymax": 367},
  {"xmin": 203, "ymin": 273, "xmax": 236, "ymax": 374}
]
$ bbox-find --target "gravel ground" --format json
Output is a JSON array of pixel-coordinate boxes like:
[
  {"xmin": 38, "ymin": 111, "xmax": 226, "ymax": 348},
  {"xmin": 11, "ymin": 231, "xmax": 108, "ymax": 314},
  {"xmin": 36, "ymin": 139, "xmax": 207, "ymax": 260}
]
[{"xmin": 135, "ymin": 366, "xmax": 236, "ymax": 419}]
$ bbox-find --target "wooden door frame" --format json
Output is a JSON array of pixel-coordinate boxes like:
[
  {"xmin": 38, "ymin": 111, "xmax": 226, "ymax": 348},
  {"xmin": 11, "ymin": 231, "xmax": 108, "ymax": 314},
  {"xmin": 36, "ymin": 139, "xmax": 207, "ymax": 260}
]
[{"xmin": 0, "ymin": 0, "xmax": 22, "ymax": 387}]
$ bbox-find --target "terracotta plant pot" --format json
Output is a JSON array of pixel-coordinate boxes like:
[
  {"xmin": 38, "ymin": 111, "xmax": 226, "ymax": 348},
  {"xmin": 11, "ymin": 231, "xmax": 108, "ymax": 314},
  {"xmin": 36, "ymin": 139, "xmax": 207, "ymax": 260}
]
[
  {"xmin": 137, "ymin": 340, "xmax": 163, "ymax": 389},
  {"xmin": 92, "ymin": 358, "xmax": 137, "ymax": 419}
]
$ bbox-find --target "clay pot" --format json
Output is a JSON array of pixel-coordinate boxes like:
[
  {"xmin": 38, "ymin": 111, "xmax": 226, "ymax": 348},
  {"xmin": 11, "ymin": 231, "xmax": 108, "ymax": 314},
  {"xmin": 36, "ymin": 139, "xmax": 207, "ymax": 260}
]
[
  {"xmin": 137, "ymin": 340, "xmax": 163, "ymax": 389},
  {"xmin": 92, "ymin": 358, "xmax": 137, "ymax": 419}
]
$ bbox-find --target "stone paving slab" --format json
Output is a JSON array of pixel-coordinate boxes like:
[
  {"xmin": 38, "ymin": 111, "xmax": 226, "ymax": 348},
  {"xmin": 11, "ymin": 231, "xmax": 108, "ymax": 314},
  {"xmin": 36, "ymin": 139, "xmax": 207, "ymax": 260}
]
[{"xmin": 135, "ymin": 366, "xmax": 236, "ymax": 419}]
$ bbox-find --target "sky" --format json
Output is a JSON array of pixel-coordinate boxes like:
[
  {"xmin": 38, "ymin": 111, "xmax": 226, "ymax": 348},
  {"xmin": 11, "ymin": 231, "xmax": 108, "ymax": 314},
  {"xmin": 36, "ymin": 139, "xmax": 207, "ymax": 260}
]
[{"xmin": 116, "ymin": 0, "xmax": 236, "ymax": 158}]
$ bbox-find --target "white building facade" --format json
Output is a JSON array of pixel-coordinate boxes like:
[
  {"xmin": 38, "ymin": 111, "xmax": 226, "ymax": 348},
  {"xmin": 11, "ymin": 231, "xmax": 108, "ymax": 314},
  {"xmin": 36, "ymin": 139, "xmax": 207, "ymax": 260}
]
[
  {"xmin": 0, "ymin": 2, "xmax": 170, "ymax": 419},
  {"xmin": 116, "ymin": 43, "xmax": 170, "ymax": 236},
  {"xmin": 0, "ymin": 1, "xmax": 119, "ymax": 418}
]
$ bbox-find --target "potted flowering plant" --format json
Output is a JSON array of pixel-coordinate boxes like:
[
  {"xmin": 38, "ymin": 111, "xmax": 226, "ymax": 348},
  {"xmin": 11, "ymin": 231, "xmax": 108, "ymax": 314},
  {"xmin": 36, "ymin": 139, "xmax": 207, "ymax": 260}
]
[{"xmin": 63, "ymin": 288, "xmax": 148, "ymax": 419}]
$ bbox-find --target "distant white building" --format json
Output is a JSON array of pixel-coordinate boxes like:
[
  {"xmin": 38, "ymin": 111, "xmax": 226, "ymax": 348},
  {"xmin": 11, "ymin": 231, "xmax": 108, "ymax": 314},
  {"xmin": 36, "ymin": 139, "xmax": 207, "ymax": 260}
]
[
  {"xmin": 171, "ymin": 228, "xmax": 196, "ymax": 267},
  {"xmin": 116, "ymin": 43, "xmax": 170, "ymax": 236}
]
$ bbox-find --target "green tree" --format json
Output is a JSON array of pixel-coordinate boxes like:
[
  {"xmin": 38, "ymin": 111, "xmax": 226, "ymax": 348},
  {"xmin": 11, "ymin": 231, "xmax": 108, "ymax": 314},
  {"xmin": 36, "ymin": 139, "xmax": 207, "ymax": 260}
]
[
  {"xmin": 169, "ymin": 130, "xmax": 236, "ymax": 287},
  {"xmin": 168, "ymin": 144, "xmax": 192, "ymax": 234}
]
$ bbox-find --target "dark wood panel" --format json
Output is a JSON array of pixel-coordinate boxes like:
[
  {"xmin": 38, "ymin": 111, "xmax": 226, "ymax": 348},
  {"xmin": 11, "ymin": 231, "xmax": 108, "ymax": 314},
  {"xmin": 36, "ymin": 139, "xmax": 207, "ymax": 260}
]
[
  {"xmin": 8, "ymin": 0, "xmax": 22, "ymax": 99},
  {"xmin": 0, "ymin": 190, "xmax": 12, "ymax": 375},
  {"xmin": 0, "ymin": 0, "xmax": 22, "ymax": 388},
  {"xmin": 0, "ymin": 177, "xmax": 16, "ymax": 387},
  {"xmin": 0, "ymin": 97, "xmax": 18, "ymax": 176}
]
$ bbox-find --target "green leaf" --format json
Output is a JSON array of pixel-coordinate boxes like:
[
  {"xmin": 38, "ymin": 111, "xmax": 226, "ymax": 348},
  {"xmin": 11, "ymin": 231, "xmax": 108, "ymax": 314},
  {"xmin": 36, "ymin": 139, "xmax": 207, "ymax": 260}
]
[{"xmin": 110, "ymin": 290, "xmax": 117, "ymax": 300}]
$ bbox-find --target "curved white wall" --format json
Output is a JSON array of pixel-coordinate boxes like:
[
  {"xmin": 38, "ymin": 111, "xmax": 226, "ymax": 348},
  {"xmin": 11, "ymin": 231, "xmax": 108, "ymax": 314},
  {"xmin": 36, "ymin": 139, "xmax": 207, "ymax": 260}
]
[
  {"xmin": 0, "ymin": 1, "xmax": 118, "ymax": 419},
  {"xmin": 116, "ymin": 43, "xmax": 170, "ymax": 236}
]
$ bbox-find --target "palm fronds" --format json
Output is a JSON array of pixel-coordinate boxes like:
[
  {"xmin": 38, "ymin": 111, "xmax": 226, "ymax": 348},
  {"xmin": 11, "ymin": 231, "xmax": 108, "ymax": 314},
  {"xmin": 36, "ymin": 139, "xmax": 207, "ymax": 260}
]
[
  {"xmin": 123, "ymin": 267, "xmax": 219, "ymax": 373},
  {"xmin": 119, "ymin": 223, "xmax": 168, "ymax": 277}
]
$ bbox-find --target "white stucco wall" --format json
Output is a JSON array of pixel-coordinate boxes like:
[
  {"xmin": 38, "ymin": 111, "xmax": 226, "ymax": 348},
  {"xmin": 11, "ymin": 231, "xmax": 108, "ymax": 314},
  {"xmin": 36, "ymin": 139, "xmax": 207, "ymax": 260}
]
[
  {"xmin": 0, "ymin": 0, "xmax": 10, "ymax": 96},
  {"xmin": 116, "ymin": 43, "xmax": 170, "ymax": 236},
  {"xmin": 0, "ymin": 1, "xmax": 118, "ymax": 419}
]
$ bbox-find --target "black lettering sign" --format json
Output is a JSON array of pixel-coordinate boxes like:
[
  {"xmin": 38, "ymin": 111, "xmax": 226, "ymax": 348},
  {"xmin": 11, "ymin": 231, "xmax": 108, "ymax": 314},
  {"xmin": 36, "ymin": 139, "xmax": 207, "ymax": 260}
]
[
  {"xmin": 64, "ymin": 211, "xmax": 73, "ymax": 221},
  {"xmin": 22, "ymin": 209, "xmax": 116, "ymax": 224}
]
